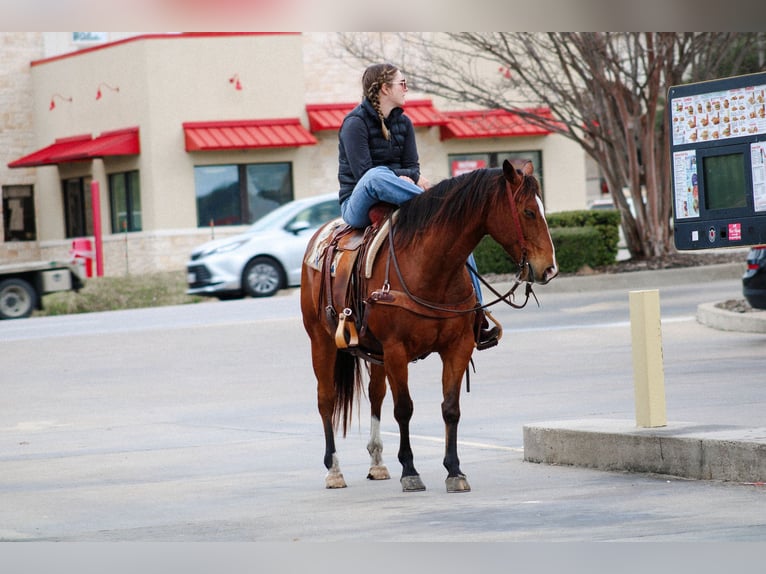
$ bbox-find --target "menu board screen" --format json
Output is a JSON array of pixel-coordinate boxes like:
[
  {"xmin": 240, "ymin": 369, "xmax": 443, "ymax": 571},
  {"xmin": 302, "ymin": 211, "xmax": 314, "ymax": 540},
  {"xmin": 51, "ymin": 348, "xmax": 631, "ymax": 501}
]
[{"xmin": 702, "ymin": 152, "xmax": 747, "ymax": 211}]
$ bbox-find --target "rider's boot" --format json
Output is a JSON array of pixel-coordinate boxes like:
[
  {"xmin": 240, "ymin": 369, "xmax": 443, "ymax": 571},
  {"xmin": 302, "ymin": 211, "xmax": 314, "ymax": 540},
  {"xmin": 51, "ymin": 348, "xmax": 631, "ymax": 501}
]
[{"xmin": 475, "ymin": 309, "xmax": 502, "ymax": 350}]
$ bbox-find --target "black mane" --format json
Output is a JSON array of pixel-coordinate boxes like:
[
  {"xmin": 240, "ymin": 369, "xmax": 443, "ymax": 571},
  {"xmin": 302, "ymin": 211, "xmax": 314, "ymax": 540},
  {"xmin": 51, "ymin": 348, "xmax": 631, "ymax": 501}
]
[{"xmin": 394, "ymin": 168, "xmax": 514, "ymax": 247}]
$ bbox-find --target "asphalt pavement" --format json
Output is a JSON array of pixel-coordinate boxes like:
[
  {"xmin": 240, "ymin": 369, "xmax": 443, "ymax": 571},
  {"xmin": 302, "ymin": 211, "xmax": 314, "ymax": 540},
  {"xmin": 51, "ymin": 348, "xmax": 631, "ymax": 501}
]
[{"xmin": 2, "ymin": 260, "xmax": 766, "ymax": 545}]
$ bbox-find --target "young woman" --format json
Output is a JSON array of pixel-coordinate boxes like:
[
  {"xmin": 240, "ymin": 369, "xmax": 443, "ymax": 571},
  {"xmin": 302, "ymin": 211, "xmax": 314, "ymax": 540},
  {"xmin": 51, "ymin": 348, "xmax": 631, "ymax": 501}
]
[{"xmin": 337, "ymin": 63, "xmax": 499, "ymax": 350}]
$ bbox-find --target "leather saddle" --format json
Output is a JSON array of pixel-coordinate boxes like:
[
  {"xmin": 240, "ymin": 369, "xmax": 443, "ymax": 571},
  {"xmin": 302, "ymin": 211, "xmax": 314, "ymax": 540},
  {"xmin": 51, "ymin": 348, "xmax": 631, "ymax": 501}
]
[{"xmin": 315, "ymin": 203, "xmax": 397, "ymax": 357}]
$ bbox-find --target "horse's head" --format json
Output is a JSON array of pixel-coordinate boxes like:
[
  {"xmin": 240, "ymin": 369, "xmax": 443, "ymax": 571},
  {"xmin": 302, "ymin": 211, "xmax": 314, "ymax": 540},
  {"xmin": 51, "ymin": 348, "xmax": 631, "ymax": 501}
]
[{"xmin": 493, "ymin": 159, "xmax": 558, "ymax": 285}]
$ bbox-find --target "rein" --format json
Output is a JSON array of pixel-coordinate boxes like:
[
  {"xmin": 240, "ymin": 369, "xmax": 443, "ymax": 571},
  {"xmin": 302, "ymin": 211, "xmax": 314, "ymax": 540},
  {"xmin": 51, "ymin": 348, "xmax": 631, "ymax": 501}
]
[{"xmin": 375, "ymin": 173, "xmax": 538, "ymax": 316}]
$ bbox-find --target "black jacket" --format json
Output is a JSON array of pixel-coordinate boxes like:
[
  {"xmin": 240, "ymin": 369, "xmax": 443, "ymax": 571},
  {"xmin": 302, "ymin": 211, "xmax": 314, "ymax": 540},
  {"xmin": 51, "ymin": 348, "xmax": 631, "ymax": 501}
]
[{"xmin": 338, "ymin": 98, "xmax": 421, "ymax": 204}]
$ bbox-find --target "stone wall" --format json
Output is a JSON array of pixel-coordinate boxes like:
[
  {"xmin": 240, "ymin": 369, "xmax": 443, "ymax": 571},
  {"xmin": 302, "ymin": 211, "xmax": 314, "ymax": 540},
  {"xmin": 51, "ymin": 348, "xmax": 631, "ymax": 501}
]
[{"xmin": 0, "ymin": 33, "xmax": 44, "ymax": 255}]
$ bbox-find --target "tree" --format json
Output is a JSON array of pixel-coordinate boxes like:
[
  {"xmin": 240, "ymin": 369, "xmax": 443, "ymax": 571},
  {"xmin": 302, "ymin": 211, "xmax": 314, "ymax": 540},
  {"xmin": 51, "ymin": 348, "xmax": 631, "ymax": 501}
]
[{"xmin": 336, "ymin": 32, "xmax": 764, "ymax": 260}]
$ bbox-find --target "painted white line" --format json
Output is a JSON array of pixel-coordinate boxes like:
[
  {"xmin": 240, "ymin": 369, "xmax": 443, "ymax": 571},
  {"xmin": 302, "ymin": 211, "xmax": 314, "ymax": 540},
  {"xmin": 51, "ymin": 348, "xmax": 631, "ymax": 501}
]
[{"xmin": 381, "ymin": 431, "xmax": 524, "ymax": 453}]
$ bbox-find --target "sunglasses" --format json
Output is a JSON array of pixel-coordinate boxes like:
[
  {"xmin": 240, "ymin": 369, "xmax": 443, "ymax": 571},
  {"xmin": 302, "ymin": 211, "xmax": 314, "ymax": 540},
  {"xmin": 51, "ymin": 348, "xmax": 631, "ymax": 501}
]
[{"xmin": 390, "ymin": 79, "xmax": 407, "ymax": 90}]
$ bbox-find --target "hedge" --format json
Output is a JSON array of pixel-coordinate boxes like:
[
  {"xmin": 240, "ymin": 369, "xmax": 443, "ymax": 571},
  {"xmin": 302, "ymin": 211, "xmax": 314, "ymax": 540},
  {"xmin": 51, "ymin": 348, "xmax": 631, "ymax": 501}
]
[{"xmin": 472, "ymin": 209, "xmax": 621, "ymax": 275}]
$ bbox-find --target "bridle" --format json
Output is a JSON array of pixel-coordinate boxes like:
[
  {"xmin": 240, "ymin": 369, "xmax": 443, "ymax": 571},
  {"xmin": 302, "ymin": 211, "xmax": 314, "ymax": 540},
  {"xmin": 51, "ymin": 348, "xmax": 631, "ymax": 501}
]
[{"xmin": 376, "ymin": 171, "xmax": 538, "ymax": 316}]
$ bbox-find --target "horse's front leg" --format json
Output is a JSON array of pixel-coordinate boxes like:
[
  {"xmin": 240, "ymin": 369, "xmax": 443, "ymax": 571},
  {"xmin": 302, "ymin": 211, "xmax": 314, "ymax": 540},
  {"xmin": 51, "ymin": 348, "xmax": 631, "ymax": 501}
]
[
  {"xmin": 386, "ymin": 347, "xmax": 425, "ymax": 492},
  {"xmin": 367, "ymin": 363, "xmax": 391, "ymax": 480},
  {"xmin": 441, "ymin": 346, "xmax": 473, "ymax": 493}
]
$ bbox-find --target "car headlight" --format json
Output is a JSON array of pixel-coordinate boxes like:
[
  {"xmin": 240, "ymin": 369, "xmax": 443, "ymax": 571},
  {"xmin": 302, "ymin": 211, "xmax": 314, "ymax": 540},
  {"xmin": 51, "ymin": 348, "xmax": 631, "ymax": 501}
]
[{"xmin": 205, "ymin": 239, "xmax": 249, "ymax": 257}]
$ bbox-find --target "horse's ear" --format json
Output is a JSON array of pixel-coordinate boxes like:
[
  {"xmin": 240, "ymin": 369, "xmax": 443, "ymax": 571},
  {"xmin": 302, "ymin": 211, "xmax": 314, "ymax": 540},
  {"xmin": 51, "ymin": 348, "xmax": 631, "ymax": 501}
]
[
  {"xmin": 521, "ymin": 160, "xmax": 534, "ymax": 176},
  {"xmin": 502, "ymin": 159, "xmax": 521, "ymax": 185}
]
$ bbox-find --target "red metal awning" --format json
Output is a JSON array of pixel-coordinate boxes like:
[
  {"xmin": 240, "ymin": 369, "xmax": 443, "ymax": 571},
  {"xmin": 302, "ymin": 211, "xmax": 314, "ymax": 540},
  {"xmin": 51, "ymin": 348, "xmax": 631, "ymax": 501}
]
[
  {"xmin": 65, "ymin": 127, "xmax": 140, "ymax": 159},
  {"xmin": 8, "ymin": 134, "xmax": 93, "ymax": 168},
  {"xmin": 8, "ymin": 127, "xmax": 140, "ymax": 168},
  {"xmin": 440, "ymin": 108, "xmax": 554, "ymax": 140},
  {"xmin": 183, "ymin": 119, "xmax": 317, "ymax": 151},
  {"xmin": 305, "ymin": 99, "xmax": 448, "ymax": 132}
]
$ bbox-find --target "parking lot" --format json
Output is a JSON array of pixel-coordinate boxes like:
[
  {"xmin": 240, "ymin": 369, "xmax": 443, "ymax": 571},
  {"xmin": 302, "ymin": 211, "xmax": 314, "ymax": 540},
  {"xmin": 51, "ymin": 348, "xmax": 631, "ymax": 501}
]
[{"xmin": 2, "ymin": 268, "xmax": 766, "ymax": 543}]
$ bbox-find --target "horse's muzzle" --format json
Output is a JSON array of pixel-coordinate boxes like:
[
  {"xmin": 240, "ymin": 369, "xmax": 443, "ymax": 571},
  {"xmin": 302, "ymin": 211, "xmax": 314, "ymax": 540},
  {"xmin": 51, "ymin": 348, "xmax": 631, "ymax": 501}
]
[{"xmin": 527, "ymin": 262, "xmax": 558, "ymax": 285}]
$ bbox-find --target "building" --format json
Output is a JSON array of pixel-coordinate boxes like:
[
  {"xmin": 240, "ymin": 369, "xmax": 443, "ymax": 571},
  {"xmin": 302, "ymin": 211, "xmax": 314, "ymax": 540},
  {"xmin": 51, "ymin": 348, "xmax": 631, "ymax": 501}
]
[{"xmin": 1, "ymin": 32, "xmax": 593, "ymax": 276}]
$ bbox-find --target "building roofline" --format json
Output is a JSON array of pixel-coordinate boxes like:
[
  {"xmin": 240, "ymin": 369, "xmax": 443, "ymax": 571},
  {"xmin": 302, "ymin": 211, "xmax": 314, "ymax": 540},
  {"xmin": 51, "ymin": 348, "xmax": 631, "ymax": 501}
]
[{"xmin": 31, "ymin": 32, "xmax": 299, "ymax": 67}]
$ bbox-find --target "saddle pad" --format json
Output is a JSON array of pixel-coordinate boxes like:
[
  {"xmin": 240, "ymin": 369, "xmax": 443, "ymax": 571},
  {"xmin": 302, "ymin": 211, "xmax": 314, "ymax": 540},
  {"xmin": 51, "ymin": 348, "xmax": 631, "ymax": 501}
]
[
  {"xmin": 304, "ymin": 212, "xmax": 397, "ymax": 277},
  {"xmin": 305, "ymin": 218, "xmax": 344, "ymax": 272}
]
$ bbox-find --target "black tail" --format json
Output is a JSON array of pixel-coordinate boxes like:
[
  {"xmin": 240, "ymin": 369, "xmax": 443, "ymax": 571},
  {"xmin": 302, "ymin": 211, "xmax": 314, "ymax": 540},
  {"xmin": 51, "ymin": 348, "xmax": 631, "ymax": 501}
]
[{"xmin": 333, "ymin": 350, "xmax": 363, "ymax": 437}]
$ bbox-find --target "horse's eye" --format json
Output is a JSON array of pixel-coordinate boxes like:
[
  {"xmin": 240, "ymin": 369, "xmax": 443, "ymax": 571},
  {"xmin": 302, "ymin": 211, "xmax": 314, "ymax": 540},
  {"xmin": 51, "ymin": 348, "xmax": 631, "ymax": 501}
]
[{"xmin": 524, "ymin": 209, "xmax": 535, "ymax": 219}]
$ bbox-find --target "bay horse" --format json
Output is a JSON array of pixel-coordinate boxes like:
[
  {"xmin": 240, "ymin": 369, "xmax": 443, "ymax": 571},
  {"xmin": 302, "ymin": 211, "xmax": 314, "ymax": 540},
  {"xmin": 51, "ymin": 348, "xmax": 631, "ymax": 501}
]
[{"xmin": 300, "ymin": 159, "xmax": 558, "ymax": 492}]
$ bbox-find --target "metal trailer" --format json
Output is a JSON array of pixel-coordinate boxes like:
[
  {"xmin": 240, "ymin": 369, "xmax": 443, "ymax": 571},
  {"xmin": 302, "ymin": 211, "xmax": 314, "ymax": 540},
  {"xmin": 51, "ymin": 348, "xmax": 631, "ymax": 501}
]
[{"xmin": 0, "ymin": 261, "xmax": 85, "ymax": 320}]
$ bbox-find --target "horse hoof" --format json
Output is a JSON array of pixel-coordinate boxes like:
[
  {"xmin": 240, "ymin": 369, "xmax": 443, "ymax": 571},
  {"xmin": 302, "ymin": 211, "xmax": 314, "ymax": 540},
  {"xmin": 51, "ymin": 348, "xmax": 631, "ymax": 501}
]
[
  {"xmin": 325, "ymin": 472, "xmax": 347, "ymax": 489},
  {"xmin": 367, "ymin": 465, "xmax": 391, "ymax": 480},
  {"xmin": 400, "ymin": 475, "xmax": 426, "ymax": 492},
  {"xmin": 445, "ymin": 474, "xmax": 471, "ymax": 493}
]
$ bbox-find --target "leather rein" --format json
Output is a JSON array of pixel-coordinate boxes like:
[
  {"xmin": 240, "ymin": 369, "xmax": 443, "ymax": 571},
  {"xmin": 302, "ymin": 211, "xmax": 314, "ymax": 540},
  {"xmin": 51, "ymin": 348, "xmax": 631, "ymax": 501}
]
[{"xmin": 373, "ymin": 175, "xmax": 538, "ymax": 317}]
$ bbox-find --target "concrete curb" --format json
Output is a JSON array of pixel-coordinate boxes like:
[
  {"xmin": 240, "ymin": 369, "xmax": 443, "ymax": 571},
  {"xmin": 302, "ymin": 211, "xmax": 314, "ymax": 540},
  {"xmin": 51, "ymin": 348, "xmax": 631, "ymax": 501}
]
[
  {"xmin": 697, "ymin": 301, "xmax": 766, "ymax": 333},
  {"xmin": 543, "ymin": 261, "xmax": 744, "ymax": 293},
  {"xmin": 524, "ymin": 420, "xmax": 766, "ymax": 483},
  {"xmin": 490, "ymin": 262, "xmax": 744, "ymax": 295}
]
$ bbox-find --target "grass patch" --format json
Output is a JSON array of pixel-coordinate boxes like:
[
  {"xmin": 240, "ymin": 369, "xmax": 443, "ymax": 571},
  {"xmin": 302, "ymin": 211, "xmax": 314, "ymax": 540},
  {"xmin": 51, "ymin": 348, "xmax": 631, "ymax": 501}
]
[{"xmin": 34, "ymin": 271, "xmax": 206, "ymax": 317}]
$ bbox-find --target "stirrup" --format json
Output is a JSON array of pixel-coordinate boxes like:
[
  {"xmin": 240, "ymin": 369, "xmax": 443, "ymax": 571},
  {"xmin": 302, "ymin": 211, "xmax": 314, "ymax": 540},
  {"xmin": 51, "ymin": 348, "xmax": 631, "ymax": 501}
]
[{"xmin": 335, "ymin": 308, "xmax": 359, "ymax": 349}]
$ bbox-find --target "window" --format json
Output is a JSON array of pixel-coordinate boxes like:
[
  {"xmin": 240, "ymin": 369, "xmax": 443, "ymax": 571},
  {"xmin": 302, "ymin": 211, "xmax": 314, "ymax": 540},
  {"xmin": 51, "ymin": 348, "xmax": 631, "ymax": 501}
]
[
  {"xmin": 63, "ymin": 176, "xmax": 93, "ymax": 238},
  {"xmin": 194, "ymin": 163, "xmax": 293, "ymax": 227},
  {"xmin": 448, "ymin": 151, "xmax": 544, "ymax": 202},
  {"xmin": 2, "ymin": 185, "xmax": 36, "ymax": 241},
  {"xmin": 109, "ymin": 171, "xmax": 142, "ymax": 232}
]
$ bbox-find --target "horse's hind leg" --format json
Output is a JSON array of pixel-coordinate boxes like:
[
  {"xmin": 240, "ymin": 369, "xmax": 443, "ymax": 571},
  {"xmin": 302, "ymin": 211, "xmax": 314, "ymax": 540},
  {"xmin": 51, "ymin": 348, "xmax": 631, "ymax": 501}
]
[
  {"xmin": 366, "ymin": 363, "xmax": 390, "ymax": 481},
  {"xmin": 312, "ymin": 337, "xmax": 347, "ymax": 489}
]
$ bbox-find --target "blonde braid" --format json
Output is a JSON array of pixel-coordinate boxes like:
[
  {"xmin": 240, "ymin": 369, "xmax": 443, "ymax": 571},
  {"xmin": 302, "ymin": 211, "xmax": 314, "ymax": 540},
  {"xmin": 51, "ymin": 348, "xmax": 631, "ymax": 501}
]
[{"xmin": 362, "ymin": 64, "xmax": 399, "ymax": 141}]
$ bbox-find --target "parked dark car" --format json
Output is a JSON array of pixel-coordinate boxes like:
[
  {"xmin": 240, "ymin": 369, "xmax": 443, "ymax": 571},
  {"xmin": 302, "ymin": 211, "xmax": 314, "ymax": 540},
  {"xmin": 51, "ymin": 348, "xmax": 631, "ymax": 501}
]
[{"xmin": 743, "ymin": 245, "xmax": 766, "ymax": 309}]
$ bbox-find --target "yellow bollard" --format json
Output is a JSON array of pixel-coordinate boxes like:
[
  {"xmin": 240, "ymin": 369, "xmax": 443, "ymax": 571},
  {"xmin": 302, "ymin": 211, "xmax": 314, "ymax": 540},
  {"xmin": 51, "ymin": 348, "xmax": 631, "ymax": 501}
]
[{"xmin": 629, "ymin": 289, "xmax": 667, "ymax": 428}]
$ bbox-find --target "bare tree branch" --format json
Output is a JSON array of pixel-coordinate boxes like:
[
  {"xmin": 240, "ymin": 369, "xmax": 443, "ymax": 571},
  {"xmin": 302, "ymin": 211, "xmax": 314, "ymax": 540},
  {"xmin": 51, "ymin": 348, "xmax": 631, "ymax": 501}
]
[{"xmin": 335, "ymin": 32, "xmax": 763, "ymax": 259}]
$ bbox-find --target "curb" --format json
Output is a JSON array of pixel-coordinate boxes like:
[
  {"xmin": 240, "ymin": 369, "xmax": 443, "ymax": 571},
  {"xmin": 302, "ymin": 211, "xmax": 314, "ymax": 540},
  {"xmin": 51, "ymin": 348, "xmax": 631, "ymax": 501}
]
[
  {"xmin": 523, "ymin": 419, "xmax": 766, "ymax": 483},
  {"xmin": 489, "ymin": 262, "xmax": 744, "ymax": 296},
  {"xmin": 697, "ymin": 301, "xmax": 766, "ymax": 333},
  {"xmin": 541, "ymin": 262, "xmax": 744, "ymax": 293}
]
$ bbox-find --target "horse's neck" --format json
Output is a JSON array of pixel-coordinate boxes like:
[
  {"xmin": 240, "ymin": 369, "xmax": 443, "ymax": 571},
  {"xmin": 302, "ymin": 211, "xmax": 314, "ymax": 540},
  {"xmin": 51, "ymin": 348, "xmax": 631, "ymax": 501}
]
[{"xmin": 395, "ymin": 221, "xmax": 483, "ymax": 296}]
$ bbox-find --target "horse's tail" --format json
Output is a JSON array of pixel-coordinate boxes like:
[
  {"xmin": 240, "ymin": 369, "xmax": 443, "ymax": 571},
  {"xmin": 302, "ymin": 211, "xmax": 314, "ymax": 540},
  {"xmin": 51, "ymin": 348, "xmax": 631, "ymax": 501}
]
[{"xmin": 333, "ymin": 350, "xmax": 363, "ymax": 438}]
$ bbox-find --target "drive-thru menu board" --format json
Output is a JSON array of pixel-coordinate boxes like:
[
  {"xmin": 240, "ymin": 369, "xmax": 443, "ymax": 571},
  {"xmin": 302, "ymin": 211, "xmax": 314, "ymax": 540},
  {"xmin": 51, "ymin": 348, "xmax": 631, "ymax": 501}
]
[{"xmin": 669, "ymin": 72, "xmax": 766, "ymax": 250}]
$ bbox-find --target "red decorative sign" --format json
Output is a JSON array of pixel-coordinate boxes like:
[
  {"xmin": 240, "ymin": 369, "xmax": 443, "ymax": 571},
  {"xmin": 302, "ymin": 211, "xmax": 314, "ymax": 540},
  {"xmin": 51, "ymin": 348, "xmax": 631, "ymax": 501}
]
[
  {"xmin": 728, "ymin": 222, "xmax": 742, "ymax": 241},
  {"xmin": 451, "ymin": 159, "xmax": 487, "ymax": 177}
]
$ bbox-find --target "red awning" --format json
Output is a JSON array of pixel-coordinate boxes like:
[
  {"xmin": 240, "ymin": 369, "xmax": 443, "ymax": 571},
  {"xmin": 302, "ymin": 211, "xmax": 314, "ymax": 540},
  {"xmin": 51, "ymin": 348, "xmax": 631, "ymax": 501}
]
[
  {"xmin": 8, "ymin": 134, "xmax": 93, "ymax": 168},
  {"xmin": 183, "ymin": 119, "xmax": 317, "ymax": 151},
  {"xmin": 8, "ymin": 127, "xmax": 140, "ymax": 168},
  {"xmin": 64, "ymin": 127, "xmax": 140, "ymax": 159},
  {"xmin": 305, "ymin": 99, "xmax": 448, "ymax": 132},
  {"xmin": 440, "ymin": 108, "xmax": 553, "ymax": 140}
]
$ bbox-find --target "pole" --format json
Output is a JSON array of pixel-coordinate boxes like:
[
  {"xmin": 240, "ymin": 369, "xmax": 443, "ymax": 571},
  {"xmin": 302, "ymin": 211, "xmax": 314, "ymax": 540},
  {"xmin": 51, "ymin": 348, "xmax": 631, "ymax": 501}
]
[
  {"xmin": 629, "ymin": 289, "xmax": 667, "ymax": 428},
  {"xmin": 90, "ymin": 181, "xmax": 104, "ymax": 277}
]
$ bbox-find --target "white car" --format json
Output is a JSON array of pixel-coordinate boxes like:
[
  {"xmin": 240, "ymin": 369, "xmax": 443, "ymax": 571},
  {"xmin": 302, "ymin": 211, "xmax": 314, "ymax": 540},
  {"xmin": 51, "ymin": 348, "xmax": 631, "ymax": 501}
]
[{"xmin": 186, "ymin": 193, "xmax": 341, "ymax": 299}]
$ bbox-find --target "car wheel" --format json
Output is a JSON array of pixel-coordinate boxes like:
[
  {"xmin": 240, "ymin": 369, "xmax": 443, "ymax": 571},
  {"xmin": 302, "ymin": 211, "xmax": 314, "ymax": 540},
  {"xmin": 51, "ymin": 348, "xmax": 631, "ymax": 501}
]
[
  {"xmin": 242, "ymin": 257, "xmax": 285, "ymax": 298},
  {"xmin": 0, "ymin": 278, "xmax": 37, "ymax": 319}
]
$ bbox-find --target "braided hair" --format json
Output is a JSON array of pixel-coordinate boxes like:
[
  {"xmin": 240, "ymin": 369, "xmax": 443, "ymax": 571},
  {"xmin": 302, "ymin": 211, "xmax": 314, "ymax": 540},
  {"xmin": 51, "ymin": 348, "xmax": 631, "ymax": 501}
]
[{"xmin": 362, "ymin": 63, "xmax": 399, "ymax": 141}]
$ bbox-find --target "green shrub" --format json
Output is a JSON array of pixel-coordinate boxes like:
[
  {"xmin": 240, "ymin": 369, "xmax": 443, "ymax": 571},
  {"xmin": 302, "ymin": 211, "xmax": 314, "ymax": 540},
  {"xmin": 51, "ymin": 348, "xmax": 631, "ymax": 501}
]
[
  {"xmin": 472, "ymin": 209, "xmax": 621, "ymax": 275},
  {"xmin": 549, "ymin": 226, "xmax": 603, "ymax": 273}
]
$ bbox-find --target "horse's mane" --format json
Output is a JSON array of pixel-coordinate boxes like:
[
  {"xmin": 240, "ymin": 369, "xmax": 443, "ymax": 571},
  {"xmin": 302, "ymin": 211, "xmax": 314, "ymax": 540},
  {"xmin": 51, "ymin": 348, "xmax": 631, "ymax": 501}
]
[{"xmin": 394, "ymin": 167, "xmax": 536, "ymax": 247}]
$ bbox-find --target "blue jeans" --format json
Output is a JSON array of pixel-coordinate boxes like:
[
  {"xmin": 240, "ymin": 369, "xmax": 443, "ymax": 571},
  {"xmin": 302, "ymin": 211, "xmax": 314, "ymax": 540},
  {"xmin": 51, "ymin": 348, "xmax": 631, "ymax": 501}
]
[{"xmin": 341, "ymin": 166, "xmax": 484, "ymax": 305}]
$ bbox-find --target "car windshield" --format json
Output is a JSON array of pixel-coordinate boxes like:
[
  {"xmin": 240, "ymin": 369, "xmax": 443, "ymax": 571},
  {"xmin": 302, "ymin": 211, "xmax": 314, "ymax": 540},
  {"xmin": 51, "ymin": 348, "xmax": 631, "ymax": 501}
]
[
  {"xmin": 247, "ymin": 196, "xmax": 338, "ymax": 233},
  {"xmin": 247, "ymin": 201, "xmax": 306, "ymax": 233}
]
